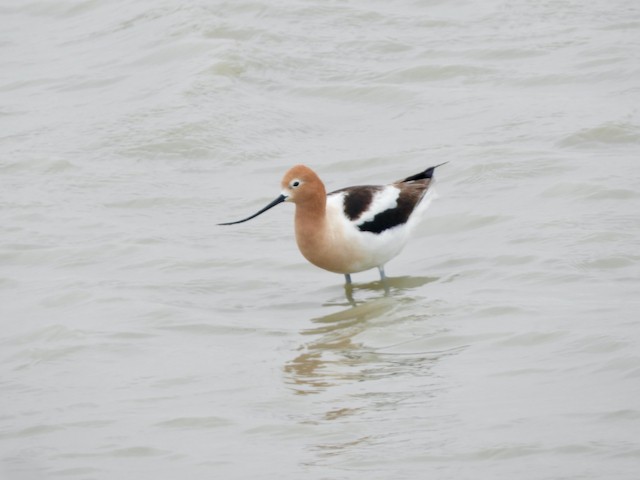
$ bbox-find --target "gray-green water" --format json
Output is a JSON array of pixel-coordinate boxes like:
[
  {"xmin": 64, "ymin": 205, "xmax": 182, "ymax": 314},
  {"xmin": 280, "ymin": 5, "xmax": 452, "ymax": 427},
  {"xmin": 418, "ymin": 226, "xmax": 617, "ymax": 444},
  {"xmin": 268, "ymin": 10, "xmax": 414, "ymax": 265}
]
[{"xmin": 2, "ymin": 1, "xmax": 640, "ymax": 479}]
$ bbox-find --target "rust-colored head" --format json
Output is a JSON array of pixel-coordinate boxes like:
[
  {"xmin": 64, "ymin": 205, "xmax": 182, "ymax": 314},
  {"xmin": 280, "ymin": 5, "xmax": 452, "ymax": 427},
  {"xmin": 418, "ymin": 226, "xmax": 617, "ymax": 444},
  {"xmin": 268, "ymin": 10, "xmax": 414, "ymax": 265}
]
[
  {"xmin": 280, "ymin": 164, "xmax": 326, "ymax": 205},
  {"xmin": 218, "ymin": 165, "xmax": 326, "ymax": 226}
]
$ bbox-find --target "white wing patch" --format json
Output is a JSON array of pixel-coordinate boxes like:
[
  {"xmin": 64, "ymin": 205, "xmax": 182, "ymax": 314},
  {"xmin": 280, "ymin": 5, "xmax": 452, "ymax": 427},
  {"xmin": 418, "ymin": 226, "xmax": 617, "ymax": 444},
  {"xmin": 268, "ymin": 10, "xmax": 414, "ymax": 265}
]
[{"xmin": 354, "ymin": 186, "xmax": 400, "ymax": 226}]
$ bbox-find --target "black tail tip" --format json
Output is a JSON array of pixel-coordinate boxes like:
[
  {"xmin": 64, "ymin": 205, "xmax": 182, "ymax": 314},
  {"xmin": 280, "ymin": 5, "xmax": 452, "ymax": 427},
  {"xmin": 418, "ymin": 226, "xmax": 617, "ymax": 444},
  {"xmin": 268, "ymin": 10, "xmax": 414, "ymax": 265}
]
[
  {"xmin": 403, "ymin": 161, "xmax": 449, "ymax": 182},
  {"xmin": 423, "ymin": 161, "xmax": 449, "ymax": 178}
]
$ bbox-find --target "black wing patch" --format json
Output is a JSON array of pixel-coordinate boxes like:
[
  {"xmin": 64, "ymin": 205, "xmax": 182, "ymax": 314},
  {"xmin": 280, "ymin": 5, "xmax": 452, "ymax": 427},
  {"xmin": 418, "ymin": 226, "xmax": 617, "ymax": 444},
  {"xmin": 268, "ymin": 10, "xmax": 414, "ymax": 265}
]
[
  {"xmin": 328, "ymin": 163, "xmax": 443, "ymax": 235},
  {"xmin": 329, "ymin": 186, "xmax": 425, "ymax": 234},
  {"xmin": 357, "ymin": 189, "xmax": 418, "ymax": 234},
  {"xmin": 331, "ymin": 185, "xmax": 382, "ymax": 221}
]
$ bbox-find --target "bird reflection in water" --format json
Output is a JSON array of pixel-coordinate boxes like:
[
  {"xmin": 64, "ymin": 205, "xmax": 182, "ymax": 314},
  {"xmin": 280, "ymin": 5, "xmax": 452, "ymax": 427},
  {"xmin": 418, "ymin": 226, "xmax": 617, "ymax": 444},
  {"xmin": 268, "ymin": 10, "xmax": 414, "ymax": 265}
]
[{"xmin": 284, "ymin": 276, "xmax": 459, "ymax": 396}]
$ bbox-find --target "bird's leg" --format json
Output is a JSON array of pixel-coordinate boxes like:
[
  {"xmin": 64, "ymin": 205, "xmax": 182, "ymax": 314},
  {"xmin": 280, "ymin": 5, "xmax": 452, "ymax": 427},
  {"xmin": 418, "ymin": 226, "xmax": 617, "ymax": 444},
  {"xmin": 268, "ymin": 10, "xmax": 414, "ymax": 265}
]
[
  {"xmin": 344, "ymin": 284, "xmax": 356, "ymax": 306},
  {"xmin": 377, "ymin": 266, "xmax": 387, "ymax": 281},
  {"xmin": 343, "ymin": 274, "xmax": 356, "ymax": 306},
  {"xmin": 378, "ymin": 266, "xmax": 390, "ymax": 295}
]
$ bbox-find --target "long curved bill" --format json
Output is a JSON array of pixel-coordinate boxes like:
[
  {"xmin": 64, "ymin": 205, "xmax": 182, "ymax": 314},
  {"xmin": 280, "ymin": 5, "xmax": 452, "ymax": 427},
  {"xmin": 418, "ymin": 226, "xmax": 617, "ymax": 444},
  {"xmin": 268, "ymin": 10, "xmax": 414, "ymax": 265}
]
[{"xmin": 218, "ymin": 194, "xmax": 287, "ymax": 225}]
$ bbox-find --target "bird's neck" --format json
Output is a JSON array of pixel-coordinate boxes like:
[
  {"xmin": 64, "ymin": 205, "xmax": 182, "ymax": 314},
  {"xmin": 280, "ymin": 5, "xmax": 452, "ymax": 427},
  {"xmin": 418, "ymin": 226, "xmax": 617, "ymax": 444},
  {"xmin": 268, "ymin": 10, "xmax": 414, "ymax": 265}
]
[
  {"xmin": 294, "ymin": 196, "xmax": 326, "ymax": 236},
  {"xmin": 294, "ymin": 196, "xmax": 329, "ymax": 263}
]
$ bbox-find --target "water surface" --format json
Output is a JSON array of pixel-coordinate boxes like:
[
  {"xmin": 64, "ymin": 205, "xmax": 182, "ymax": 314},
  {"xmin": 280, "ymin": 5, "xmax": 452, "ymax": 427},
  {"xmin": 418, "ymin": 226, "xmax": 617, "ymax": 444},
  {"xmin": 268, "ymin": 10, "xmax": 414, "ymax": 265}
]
[{"xmin": 2, "ymin": 1, "xmax": 640, "ymax": 479}]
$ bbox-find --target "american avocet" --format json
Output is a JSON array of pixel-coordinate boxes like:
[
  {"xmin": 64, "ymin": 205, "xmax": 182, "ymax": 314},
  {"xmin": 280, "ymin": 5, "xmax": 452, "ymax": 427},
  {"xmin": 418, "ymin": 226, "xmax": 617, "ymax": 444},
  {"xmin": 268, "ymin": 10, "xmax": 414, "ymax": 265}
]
[{"xmin": 219, "ymin": 163, "xmax": 446, "ymax": 284}]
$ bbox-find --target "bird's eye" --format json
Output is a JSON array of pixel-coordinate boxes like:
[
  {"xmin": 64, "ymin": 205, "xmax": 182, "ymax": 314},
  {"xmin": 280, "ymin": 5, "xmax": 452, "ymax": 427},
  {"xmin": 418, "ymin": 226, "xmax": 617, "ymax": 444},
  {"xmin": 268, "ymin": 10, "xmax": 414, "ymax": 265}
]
[{"xmin": 291, "ymin": 180, "xmax": 301, "ymax": 188}]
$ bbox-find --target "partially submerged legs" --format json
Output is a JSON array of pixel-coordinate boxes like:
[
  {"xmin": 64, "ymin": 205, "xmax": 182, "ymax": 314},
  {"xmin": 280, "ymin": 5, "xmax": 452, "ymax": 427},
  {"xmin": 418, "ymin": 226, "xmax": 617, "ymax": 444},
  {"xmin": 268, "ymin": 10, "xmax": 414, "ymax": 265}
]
[
  {"xmin": 342, "ymin": 266, "xmax": 389, "ymax": 295},
  {"xmin": 343, "ymin": 267, "xmax": 387, "ymax": 285}
]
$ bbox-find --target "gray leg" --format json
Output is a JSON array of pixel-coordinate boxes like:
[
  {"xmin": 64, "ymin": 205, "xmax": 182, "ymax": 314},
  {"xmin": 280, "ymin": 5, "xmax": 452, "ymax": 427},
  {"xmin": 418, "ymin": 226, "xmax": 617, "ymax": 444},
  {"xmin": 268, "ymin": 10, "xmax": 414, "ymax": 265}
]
[
  {"xmin": 378, "ymin": 266, "xmax": 390, "ymax": 295},
  {"xmin": 377, "ymin": 266, "xmax": 387, "ymax": 281},
  {"xmin": 344, "ymin": 273, "xmax": 352, "ymax": 285}
]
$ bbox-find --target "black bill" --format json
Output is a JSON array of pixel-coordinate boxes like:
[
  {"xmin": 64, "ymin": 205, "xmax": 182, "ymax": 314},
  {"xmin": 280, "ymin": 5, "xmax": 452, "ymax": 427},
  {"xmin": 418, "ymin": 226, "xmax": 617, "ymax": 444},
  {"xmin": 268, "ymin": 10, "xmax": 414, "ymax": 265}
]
[{"xmin": 218, "ymin": 194, "xmax": 287, "ymax": 226}]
